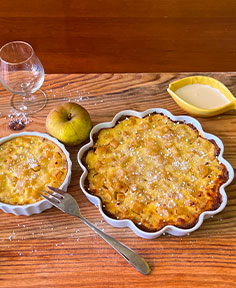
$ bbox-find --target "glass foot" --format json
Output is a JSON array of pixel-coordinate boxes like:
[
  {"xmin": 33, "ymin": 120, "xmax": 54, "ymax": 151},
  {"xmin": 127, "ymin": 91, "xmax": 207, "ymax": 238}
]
[
  {"xmin": 10, "ymin": 89, "xmax": 47, "ymax": 115},
  {"xmin": 8, "ymin": 119, "xmax": 26, "ymax": 131}
]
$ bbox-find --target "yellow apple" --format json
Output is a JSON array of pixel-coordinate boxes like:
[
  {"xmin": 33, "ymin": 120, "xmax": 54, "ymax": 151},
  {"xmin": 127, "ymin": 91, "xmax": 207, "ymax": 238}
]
[{"xmin": 46, "ymin": 102, "xmax": 92, "ymax": 146}]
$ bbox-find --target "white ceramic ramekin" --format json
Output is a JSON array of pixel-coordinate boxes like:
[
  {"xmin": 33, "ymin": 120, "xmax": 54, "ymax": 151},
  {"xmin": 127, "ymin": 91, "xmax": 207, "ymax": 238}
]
[
  {"xmin": 78, "ymin": 108, "xmax": 234, "ymax": 239},
  {"xmin": 0, "ymin": 131, "xmax": 72, "ymax": 216}
]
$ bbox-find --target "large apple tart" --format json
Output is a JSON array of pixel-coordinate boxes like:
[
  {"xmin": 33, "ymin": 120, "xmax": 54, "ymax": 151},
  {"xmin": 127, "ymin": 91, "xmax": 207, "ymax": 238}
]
[
  {"xmin": 0, "ymin": 136, "xmax": 68, "ymax": 205},
  {"xmin": 84, "ymin": 113, "xmax": 228, "ymax": 232}
]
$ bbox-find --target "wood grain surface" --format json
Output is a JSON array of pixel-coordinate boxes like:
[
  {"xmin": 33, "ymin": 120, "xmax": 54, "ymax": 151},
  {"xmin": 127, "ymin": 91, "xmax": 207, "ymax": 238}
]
[
  {"xmin": 0, "ymin": 73, "xmax": 236, "ymax": 288},
  {"xmin": 1, "ymin": 1, "xmax": 236, "ymax": 73}
]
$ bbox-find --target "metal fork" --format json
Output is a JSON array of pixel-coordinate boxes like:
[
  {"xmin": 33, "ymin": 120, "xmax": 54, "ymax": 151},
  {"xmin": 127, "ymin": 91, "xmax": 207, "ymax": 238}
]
[{"xmin": 40, "ymin": 186, "xmax": 151, "ymax": 275}]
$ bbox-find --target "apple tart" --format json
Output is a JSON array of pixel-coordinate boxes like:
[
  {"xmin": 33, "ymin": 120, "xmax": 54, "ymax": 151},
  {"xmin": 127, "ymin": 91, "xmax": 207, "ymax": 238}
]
[
  {"xmin": 0, "ymin": 135, "xmax": 68, "ymax": 205},
  {"xmin": 84, "ymin": 113, "xmax": 228, "ymax": 232}
]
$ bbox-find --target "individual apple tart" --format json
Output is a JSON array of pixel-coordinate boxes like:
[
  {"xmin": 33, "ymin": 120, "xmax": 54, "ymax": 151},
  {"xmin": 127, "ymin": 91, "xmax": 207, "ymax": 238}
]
[
  {"xmin": 0, "ymin": 136, "xmax": 68, "ymax": 205},
  {"xmin": 84, "ymin": 113, "xmax": 228, "ymax": 232}
]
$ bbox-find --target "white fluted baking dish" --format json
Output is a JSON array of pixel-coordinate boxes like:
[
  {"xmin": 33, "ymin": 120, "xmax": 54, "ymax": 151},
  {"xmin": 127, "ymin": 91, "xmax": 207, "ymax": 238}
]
[
  {"xmin": 78, "ymin": 108, "xmax": 234, "ymax": 239},
  {"xmin": 0, "ymin": 131, "xmax": 72, "ymax": 216}
]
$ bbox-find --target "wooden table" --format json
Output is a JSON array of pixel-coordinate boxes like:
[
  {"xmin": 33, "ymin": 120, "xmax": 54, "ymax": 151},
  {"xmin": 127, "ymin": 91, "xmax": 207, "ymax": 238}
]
[
  {"xmin": 0, "ymin": 73, "xmax": 236, "ymax": 287},
  {"xmin": 1, "ymin": 1, "xmax": 236, "ymax": 73}
]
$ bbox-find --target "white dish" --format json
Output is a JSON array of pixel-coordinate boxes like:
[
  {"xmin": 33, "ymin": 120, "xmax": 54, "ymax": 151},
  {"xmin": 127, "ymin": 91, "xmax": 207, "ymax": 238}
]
[
  {"xmin": 78, "ymin": 108, "xmax": 234, "ymax": 239},
  {"xmin": 0, "ymin": 131, "xmax": 72, "ymax": 216}
]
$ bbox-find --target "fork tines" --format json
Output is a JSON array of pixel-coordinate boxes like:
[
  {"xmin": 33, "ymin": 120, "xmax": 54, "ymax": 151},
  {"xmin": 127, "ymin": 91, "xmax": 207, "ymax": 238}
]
[
  {"xmin": 47, "ymin": 186, "xmax": 66, "ymax": 196},
  {"xmin": 40, "ymin": 190, "xmax": 61, "ymax": 205},
  {"xmin": 40, "ymin": 186, "xmax": 65, "ymax": 204}
]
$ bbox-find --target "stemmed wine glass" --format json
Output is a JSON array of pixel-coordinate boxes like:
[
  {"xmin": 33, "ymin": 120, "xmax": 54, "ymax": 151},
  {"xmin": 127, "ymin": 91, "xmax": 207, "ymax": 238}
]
[{"xmin": 0, "ymin": 41, "xmax": 47, "ymax": 117}]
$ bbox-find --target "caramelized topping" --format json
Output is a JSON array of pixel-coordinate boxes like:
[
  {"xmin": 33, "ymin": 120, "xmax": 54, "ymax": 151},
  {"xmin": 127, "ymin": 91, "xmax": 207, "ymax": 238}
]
[
  {"xmin": 85, "ymin": 114, "xmax": 228, "ymax": 232},
  {"xmin": 0, "ymin": 136, "xmax": 68, "ymax": 205}
]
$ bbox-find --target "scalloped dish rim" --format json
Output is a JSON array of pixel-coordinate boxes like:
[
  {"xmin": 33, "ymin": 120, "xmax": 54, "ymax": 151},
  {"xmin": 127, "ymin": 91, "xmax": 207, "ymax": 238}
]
[
  {"xmin": 0, "ymin": 131, "xmax": 72, "ymax": 216},
  {"xmin": 78, "ymin": 108, "xmax": 234, "ymax": 239}
]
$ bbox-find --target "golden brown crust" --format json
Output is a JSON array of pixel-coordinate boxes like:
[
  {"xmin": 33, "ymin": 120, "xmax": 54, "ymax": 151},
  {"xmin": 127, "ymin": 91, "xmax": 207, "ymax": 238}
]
[
  {"xmin": 83, "ymin": 113, "xmax": 228, "ymax": 232},
  {"xmin": 0, "ymin": 136, "xmax": 68, "ymax": 205}
]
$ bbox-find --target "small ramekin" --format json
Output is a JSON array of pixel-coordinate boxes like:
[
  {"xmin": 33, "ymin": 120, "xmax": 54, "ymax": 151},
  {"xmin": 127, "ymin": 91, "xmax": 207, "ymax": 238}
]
[
  {"xmin": 0, "ymin": 131, "xmax": 72, "ymax": 216},
  {"xmin": 78, "ymin": 108, "xmax": 234, "ymax": 239}
]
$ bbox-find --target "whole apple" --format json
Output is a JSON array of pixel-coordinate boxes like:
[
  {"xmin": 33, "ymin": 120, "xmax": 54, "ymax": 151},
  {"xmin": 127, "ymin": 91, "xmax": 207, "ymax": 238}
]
[{"xmin": 46, "ymin": 102, "xmax": 92, "ymax": 146}]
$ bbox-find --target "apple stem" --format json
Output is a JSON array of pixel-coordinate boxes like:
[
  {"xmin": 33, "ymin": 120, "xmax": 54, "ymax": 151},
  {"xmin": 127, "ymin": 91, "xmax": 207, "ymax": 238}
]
[{"xmin": 67, "ymin": 113, "xmax": 72, "ymax": 120}]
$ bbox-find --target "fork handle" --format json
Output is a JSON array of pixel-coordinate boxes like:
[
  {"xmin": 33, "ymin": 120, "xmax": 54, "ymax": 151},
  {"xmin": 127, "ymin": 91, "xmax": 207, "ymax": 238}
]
[{"xmin": 77, "ymin": 215, "xmax": 151, "ymax": 275}]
